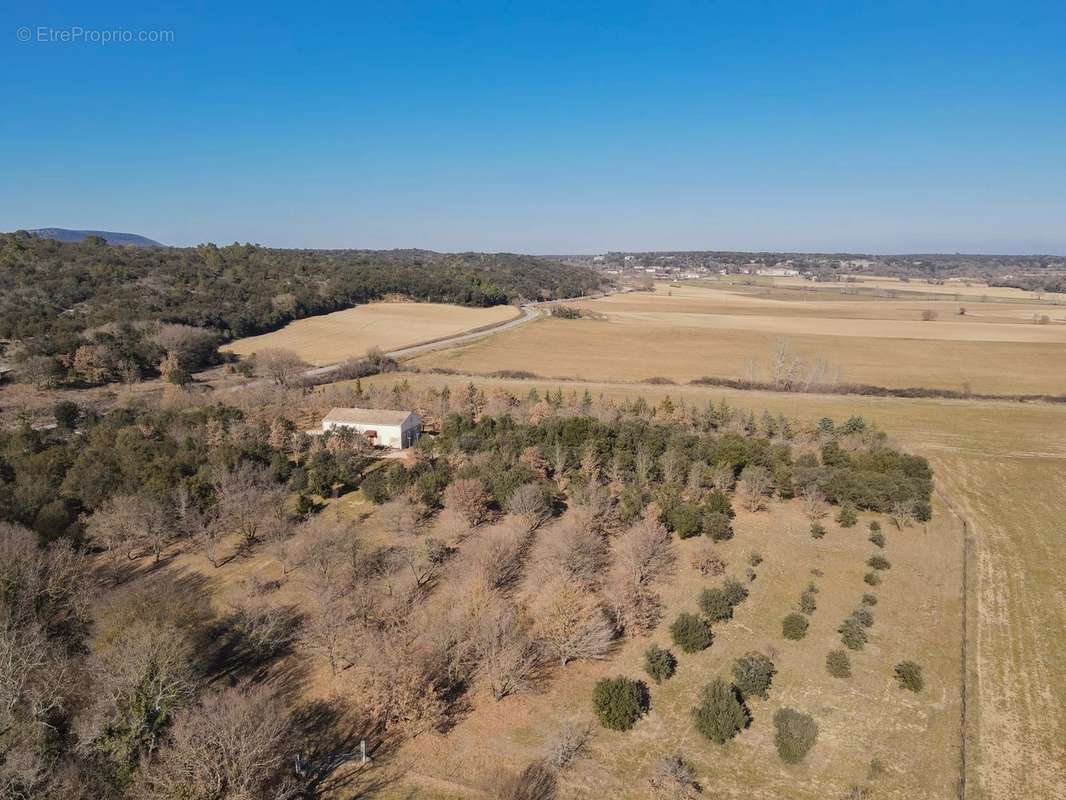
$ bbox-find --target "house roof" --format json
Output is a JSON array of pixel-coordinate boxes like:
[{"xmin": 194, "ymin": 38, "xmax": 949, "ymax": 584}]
[{"xmin": 323, "ymin": 407, "xmax": 417, "ymax": 426}]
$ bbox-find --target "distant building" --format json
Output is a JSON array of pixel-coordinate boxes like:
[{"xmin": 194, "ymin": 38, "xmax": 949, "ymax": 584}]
[
  {"xmin": 756, "ymin": 267, "xmax": 800, "ymax": 277},
  {"xmin": 322, "ymin": 407, "xmax": 422, "ymax": 449}
]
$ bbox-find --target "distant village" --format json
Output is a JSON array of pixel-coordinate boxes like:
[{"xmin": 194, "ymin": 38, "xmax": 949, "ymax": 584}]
[{"xmin": 552, "ymin": 250, "xmax": 1066, "ymax": 288}]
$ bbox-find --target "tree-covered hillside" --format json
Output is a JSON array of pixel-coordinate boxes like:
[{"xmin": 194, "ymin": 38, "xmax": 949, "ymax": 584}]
[{"xmin": 0, "ymin": 232, "xmax": 606, "ymax": 383}]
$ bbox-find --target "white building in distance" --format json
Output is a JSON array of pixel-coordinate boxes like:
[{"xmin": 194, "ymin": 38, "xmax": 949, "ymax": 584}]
[{"xmin": 322, "ymin": 407, "xmax": 422, "ymax": 449}]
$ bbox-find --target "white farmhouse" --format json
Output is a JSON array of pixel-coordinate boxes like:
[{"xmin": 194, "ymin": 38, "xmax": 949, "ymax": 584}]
[{"xmin": 322, "ymin": 407, "xmax": 422, "ymax": 449}]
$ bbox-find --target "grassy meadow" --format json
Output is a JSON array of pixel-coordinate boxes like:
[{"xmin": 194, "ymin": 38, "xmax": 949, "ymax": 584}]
[
  {"xmin": 408, "ymin": 283, "xmax": 1066, "ymax": 395},
  {"xmin": 221, "ymin": 301, "xmax": 518, "ymax": 366}
]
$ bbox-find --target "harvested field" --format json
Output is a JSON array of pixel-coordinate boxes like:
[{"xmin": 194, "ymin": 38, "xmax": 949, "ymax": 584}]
[
  {"xmin": 411, "ymin": 285, "xmax": 1066, "ymax": 395},
  {"xmin": 221, "ymin": 302, "xmax": 519, "ymax": 366}
]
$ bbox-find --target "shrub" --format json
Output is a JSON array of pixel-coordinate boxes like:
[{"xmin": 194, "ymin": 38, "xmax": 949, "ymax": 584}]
[
  {"xmin": 869, "ymin": 531, "xmax": 886, "ymax": 548},
  {"xmin": 868, "ymin": 520, "xmax": 881, "ymax": 533},
  {"xmin": 667, "ymin": 502, "xmax": 704, "ymax": 539},
  {"xmin": 359, "ymin": 471, "xmax": 390, "ymax": 504},
  {"xmin": 863, "ymin": 571, "xmax": 881, "ymax": 586},
  {"xmin": 861, "ymin": 593, "xmax": 877, "ymax": 606},
  {"xmin": 826, "ymin": 649, "xmax": 851, "ymax": 678},
  {"xmin": 810, "ymin": 522, "xmax": 826, "ymax": 539},
  {"xmin": 799, "ymin": 587, "xmax": 817, "ymax": 615},
  {"xmin": 698, "ymin": 588, "xmax": 733, "ymax": 623},
  {"xmin": 722, "ymin": 578, "xmax": 749, "ymax": 607},
  {"xmin": 782, "ymin": 613, "xmax": 809, "ymax": 640},
  {"xmin": 894, "ymin": 661, "xmax": 924, "ymax": 692},
  {"xmin": 704, "ymin": 489, "xmax": 735, "ymax": 518},
  {"xmin": 644, "ymin": 645, "xmax": 678, "ymax": 684},
  {"xmin": 839, "ymin": 618, "xmax": 867, "ymax": 650},
  {"xmin": 704, "ymin": 511, "xmax": 734, "ymax": 542},
  {"xmin": 748, "ymin": 551, "xmax": 763, "ymax": 567},
  {"xmin": 773, "ymin": 708, "xmax": 818, "ymax": 763},
  {"xmin": 851, "ymin": 607, "xmax": 874, "ymax": 628},
  {"xmin": 692, "ymin": 678, "xmax": 749, "ymax": 744},
  {"xmin": 496, "ymin": 759, "xmax": 557, "ymax": 800},
  {"xmin": 54, "ymin": 400, "xmax": 80, "ymax": 430},
  {"xmin": 591, "ymin": 676, "xmax": 649, "ymax": 730},
  {"xmin": 732, "ymin": 652, "xmax": 776, "ymax": 700},
  {"xmin": 837, "ymin": 503, "xmax": 858, "ymax": 528},
  {"xmin": 867, "ymin": 554, "xmax": 891, "ymax": 571},
  {"xmin": 670, "ymin": 613, "xmax": 713, "ymax": 653},
  {"xmin": 690, "ymin": 542, "xmax": 726, "ymax": 576}
]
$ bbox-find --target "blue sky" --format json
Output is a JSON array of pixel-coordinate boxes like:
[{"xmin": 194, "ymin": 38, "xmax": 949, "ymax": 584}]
[{"xmin": 2, "ymin": 1, "xmax": 1065, "ymax": 253}]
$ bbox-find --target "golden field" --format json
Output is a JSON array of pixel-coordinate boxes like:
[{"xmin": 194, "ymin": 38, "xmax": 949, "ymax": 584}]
[
  {"xmin": 409, "ymin": 284, "xmax": 1066, "ymax": 395},
  {"xmin": 221, "ymin": 301, "xmax": 519, "ymax": 366}
]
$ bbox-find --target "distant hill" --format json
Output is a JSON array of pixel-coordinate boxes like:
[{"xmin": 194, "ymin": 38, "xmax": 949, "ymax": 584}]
[{"xmin": 25, "ymin": 228, "xmax": 163, "ymax": 247}]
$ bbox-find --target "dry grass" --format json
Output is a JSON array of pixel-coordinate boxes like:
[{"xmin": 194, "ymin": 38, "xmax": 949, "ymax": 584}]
[
  {"xmin": 221, "ymin": 302, "xmax": 518, "ymax": 366},
  {"xmin": 390, "ymin": 500, "xmax": 961, "ymax": 800},
  {"xmin": 409, "ymin": 285, "xmax": 1066, "ymax": 395},
  {"xmin": 364, "ymin": 372, "xmax": 1066, "ymax": 800}
]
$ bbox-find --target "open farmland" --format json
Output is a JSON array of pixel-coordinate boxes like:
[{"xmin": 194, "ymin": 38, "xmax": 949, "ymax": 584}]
[
  {"xmin": 409, "ymin": 283, "xmax": 1066, "ymax": 395},
  {"xmin": 362, "ymin": 371, "xmax": 1066, "ymax": 800},
  {"xmin": 221, "ymin": 301, "xmax": 519, "ymax": 366}
]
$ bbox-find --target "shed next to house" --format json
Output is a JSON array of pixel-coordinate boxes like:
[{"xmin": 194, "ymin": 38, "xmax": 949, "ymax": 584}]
[{"xmin": 322, "ymin": 407, "xmax": 422, "ymax": 449}]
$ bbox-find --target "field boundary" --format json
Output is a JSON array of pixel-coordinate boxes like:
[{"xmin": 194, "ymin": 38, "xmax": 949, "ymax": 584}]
[{"xmin": 936, "ymin": 486, "xmax": 978, "ymax": 800}]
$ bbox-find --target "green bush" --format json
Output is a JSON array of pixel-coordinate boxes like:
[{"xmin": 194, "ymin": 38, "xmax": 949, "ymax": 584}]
[
  {"xmin": 861, "ymin": 593, "xmax": 877, "ymax": 606},
  {"xmin": 782, "ymin": 613, "xmax": 809, "ymax": 641},
  {"xmin": 667, "ymin": 502, "xmax": 705, "ymax": 539},
  {"xmin": 704, "ymin": 511, "xmax": 734, "ymax": 542},
  {"xmin": 670, "ymin": 613, "xmax": 713, "ymax": 653},
  {"xmin": 869, "ymin": 531, "xmax": 886, "ymax": 548},
  {"xmin": 359, "ymin": 471, "xmax": 390, "ymax": 504},
  {"xmin": 894, "ymin": 661, "xmax": 924, "ymax": 692},
  {"xmin": 837, "ymin": 502, "xmax": 858, "ymax": 528},
  {"xmin": 53, "ymin": 400, "xmax": 80, "ymax": 430},
  {"xmin": 863, "ymin": 571, "xmax": 881, "ymax": 586},
  {"xmin": 810, "ymin": 522, "xmax": 826, "ymax": 539},
  {"xmin": 698, "ymin": 588, "xmax": 733, "ymax": 623},
  {"xmin": 691, "ymin": 678, "xmax": 749, "ymax": 744},
  {"xmin": 838, "ymin": 618, "xmax": 867, "ymax": 650},
  {"xmin": 722, "ymin": 578, "xmax": 749, "ymax": 607},
  {"xmin": 799, "ymin": 587, "xmax": 817, "ymax": 615},
  {"xmin": 773, "ymin": 708, "xmax": 818, "ymax": 763},
  {"xmin": 868, "ymin": 520, "xmax": 881, "ymax": 533},
  {"xmin": 644, "ymin": 645, "xmax": 677, "ymax": 684},
  {"xmin": 826, "ymin": 649, "xmax": 851, "ymax": 678},
  {"xmin": 591, "ymin": 676, "xmax": 649, "ymax": 730},
  {"xmin": 851, "ymin": 607, "xmax": 874, "ymax": 628},
  {"xmin": 732, "ymin": 652, "xmax": 776, "ymax": 699},
  {"xmin": 704, "ymin": 489, "xmax": 735, "ymax": 518},
  {"xmin": 748, "ymin": 551, "xmax": 763, "ymax": 567},
  {"xmin": 867, "ymin": 554, "xmax": 891, "ymax": 571}
]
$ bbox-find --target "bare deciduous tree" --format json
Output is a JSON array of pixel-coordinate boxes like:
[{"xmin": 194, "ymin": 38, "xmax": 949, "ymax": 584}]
[
  {"xmin": 473, "ymin": 600, "xmax": 542, "ymax": 701},
  {"xmin": 531, "ymin": 580, "xmax": 614, "ymax": 667},
  {"xmin": 213, "ymin": 464, "xmax": 288, "ymax": 548},
  {"xmin": 507, "ymin": 483, "xmax": 551, "ymax": 531},
  {"xmin": 87, "ymin": 493, "xmax": 172, "ymax": 563},
  {"xmin": 444, "ymin": 477, "xmax": 494, "ymax": 528},
  {"xmin": 801, "ymin": 485, "xmax": 829, "ymax": 521},
  {"xmin": 737, "ymin": 465, "xmax": 772, "ymax": 512},
  {"xmin": 257, "ymin": 348, "xmax": 308, "ymax": 387},
  {"xmin": 133, "ymin": 683, "xmax": 297, "ymax": 800}
]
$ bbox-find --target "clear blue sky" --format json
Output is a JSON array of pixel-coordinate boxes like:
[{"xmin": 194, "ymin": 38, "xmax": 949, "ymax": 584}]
[{"xmin": 3, "ymin": 1, "xmax": 1065, "ymax": 253}]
